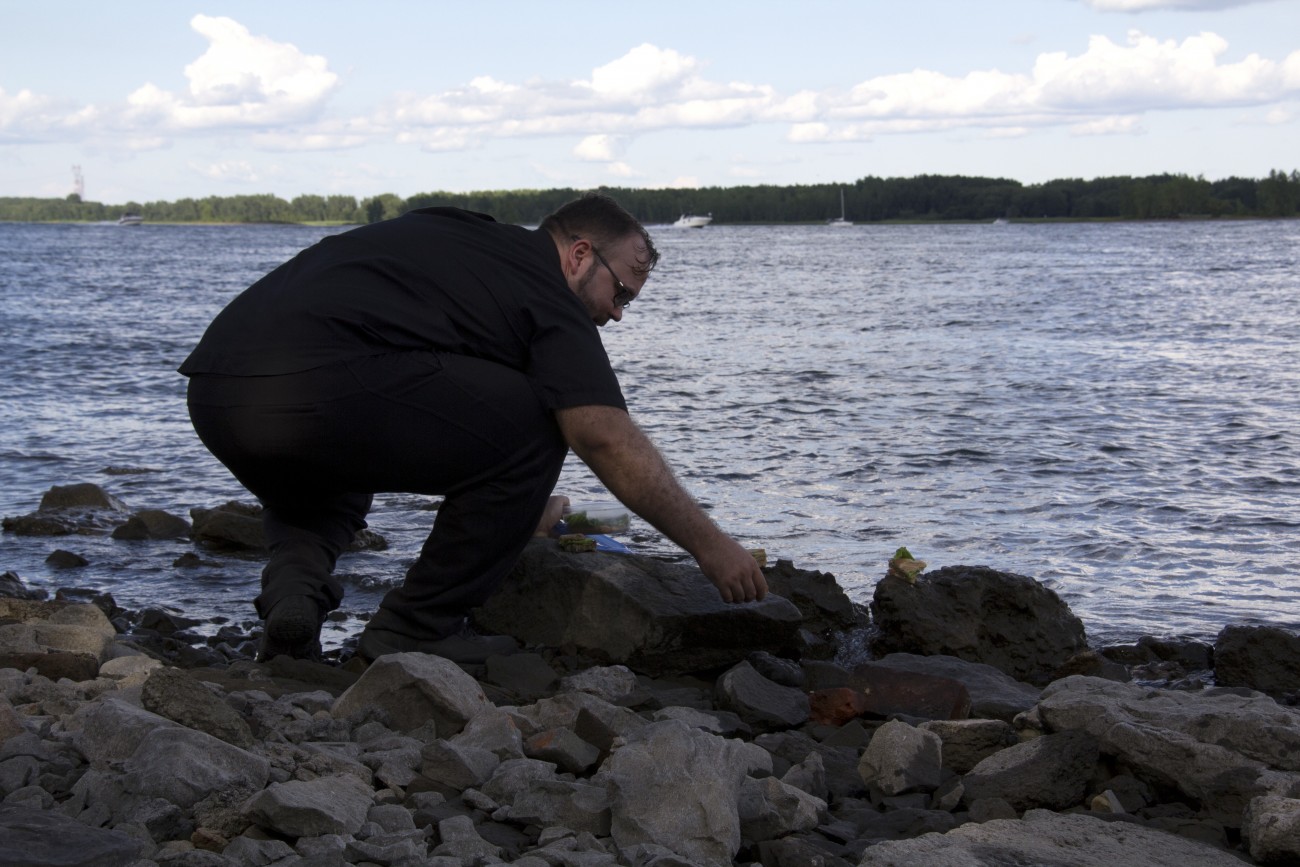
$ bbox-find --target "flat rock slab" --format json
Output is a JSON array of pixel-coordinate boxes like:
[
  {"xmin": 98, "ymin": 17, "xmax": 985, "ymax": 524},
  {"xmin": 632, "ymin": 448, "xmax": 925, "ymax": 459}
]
[
  {"xmin": 858, "ymin": 808, "xmax": 1243, "ymax": 866},
  {"xmin": 0, "ymin": 804, "xmax": 144, "ymax": 867},
  {"xmin": 476, "ymin": 540, "xmax": 803, "ymax": 677}
]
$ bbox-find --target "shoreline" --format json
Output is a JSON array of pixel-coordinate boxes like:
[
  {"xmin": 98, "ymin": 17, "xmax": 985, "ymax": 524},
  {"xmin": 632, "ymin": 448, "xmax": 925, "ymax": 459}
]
[{"xmin": 3, "ymin": 548, "xmax": 1300, "ymax": 866}]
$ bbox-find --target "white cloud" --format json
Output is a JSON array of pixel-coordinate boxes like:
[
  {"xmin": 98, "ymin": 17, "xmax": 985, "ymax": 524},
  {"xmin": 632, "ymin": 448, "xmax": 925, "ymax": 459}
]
[
  {"xmin": 4, "ymin": 17, "xmax": 1297, "ymax": 167},
  {"xmin": 1071, "ymin": 115, "xmax": 1146, "ymax": 134},
  {"xmin": 803, "ymin": 29, "xmax": 1300, "ymax": 143},
  {"xmin": 583, "ymin": 44, "xmax": 699, "ymax": 99},
  {"xmin": 188, "ymin": 159, "xmax": 264, "ymax": 183},
  {"xmin": 574, "ymin": 134, "xmax": 626, "ymax": 161},
  {"xmin": 116, "ymin": 15, "xmax": 338, "ymax": 134}
]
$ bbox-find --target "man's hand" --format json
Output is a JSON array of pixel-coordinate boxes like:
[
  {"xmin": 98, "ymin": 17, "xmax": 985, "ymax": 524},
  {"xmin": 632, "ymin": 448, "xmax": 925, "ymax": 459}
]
[
  {"xmin": 556, "ymin": 404, "xmax": 767, "ymax": 605},
  {"xmin": 696, "ymin": 537, "xmax": 769, "ymax": 603}
]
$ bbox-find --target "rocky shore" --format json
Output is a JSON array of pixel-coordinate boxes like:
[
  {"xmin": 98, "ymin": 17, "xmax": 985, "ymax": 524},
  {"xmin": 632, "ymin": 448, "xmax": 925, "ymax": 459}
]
[{"xmin": 4, "ymin": 484, "xmax": 1300, "ymax": 866}]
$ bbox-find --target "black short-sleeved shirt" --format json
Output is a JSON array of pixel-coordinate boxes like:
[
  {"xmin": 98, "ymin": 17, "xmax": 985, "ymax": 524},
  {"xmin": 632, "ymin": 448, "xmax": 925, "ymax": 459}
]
[{"xmin": 179, "ymin": 207, "xmax": 626, "ymax": 412}]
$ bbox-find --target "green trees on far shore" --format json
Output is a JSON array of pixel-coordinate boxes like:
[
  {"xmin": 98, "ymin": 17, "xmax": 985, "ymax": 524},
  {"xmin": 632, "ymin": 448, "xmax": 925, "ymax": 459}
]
[{"xmin": 3, "ymin": 170, "xmax": 1297, "ymax": 226}]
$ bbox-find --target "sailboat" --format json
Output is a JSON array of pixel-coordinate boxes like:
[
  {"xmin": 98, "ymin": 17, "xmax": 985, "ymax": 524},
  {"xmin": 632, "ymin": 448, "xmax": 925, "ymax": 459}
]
[{"xmin": 827, "ymin": 188, "xmax": 852, "ymax": 227}]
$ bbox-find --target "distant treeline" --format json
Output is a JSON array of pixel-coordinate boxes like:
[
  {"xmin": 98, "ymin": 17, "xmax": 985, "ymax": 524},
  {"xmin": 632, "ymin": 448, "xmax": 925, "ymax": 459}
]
[{"xmin": 3, "ymin": 170, "xmax": 1297, "ymax": 225}]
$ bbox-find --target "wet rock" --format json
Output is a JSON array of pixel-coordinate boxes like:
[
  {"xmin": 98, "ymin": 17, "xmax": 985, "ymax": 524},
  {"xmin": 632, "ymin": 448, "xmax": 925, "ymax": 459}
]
[
  {"xmin": 0, "ymin": 571, "xmax": 46, "ymax": 600},
  {"xmin": 476, "ymin": 538, "xmax": 804, "ymax": 676},
  {"xmin": 190, "ymin": 501, "xmax": 266, "ymax": 550},
  {"xmin": 39, "ymin": 483, "xmax": 127, "ymax": 511},
  {"xmin": 45, "ymin": 549, "xmax": 89, "ymax": 569},
  {"xmin": 760, "ymin": 558, "xmax": 867, "ymax": 653},
  {"xmin": 112, "ymin": 509, "xmax": 192, "ymax": 540},
  {"xmin": 870, "ymin": 564, "xmax": 1088, "ymax": 685},
  {"xmin": 3, "ymin": 483, "xmax": 130, "ymax": 536},
  {"xmin": 1215, "ymin": 625, "xmax": 1300, "ymax": 696}
]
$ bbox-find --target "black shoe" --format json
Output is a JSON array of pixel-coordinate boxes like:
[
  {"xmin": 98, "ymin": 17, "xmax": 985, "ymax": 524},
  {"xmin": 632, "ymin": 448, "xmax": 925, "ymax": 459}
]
[
  {"xmin": 259, "ymin": 596, "xmax": 324, "ymax": 662},
  {"xmin": 356, "ymin": 622, "xmax": 517, "ymax": 665}
]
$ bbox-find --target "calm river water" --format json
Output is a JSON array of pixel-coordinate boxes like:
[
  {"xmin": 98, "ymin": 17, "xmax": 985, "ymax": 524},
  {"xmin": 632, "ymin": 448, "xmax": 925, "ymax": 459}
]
[{"xmin": 1, "ymin": 218, "xmax": 1297, "ymax": 649}]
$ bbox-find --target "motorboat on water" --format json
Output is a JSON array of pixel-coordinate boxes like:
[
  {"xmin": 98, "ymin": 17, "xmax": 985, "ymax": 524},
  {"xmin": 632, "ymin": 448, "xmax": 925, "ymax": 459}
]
[
  {"xmin": 673, "ymin": 213, "xmax": 712, "ymax": 228},
  {"xmin": 827, "ymin": 188, "xmax": 853, "ymax": 227},
  {"xmin": 118, "ymin": 213, "xmax": 143, "ymax": 226}
]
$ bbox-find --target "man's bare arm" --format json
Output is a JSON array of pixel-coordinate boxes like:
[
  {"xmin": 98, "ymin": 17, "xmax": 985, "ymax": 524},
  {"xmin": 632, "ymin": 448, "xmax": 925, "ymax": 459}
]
[{"xmin": 555, "ymin": 404, "xmax": 767, "ymax": 603}]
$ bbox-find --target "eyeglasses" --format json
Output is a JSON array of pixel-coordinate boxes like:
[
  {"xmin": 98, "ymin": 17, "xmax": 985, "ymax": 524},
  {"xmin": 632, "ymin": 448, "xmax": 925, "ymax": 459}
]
[{"xmin": 591, "ymin": 247, "xmax": 637, "ymax": 309}]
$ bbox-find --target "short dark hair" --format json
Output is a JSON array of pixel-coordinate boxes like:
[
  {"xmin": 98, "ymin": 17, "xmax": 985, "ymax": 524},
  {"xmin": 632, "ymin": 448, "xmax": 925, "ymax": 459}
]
[{"xmin": 541, "ymin": 193, "xmax": 659, "ymax": 276}]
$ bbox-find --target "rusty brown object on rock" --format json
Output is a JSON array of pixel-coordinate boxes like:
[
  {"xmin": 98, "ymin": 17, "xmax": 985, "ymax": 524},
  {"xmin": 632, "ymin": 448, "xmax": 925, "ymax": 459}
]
[
  {"xmin": 808, "ymin": 687, "xmax": 869, "ymax": 726},
  {"xmin": 850, "ymin": 662, "xmax": 971, "ymax": 720}
]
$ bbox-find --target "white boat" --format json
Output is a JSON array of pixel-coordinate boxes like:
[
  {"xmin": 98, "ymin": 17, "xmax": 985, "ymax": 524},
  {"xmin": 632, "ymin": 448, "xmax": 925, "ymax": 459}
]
[
  {"xmin": 673, "ymin": 213, "xmax": 712, "ymax": 228},
  {"xmin": 118, "ymin": 213, "xmax": 143, "ymax": 226},
  {"xmin": 992, "ymin": 217, "xmax": 1009, "ymax": 225},
  {"xmin": 827, "ymin": 189, "xmax": 853, "ymax": 227}
]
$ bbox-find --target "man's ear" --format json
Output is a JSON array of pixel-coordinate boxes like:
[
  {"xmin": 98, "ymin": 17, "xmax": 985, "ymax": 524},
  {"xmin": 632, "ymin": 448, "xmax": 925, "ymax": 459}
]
[{"xmin": 563, "ymin": 236, "xmax": 592, "ymax": 279}]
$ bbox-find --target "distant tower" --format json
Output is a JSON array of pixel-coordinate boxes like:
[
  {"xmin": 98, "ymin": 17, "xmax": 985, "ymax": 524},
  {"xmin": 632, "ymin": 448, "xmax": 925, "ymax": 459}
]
[{"xmin": 71, "ymin": 165, "xmax": 85, "ymax": 199}]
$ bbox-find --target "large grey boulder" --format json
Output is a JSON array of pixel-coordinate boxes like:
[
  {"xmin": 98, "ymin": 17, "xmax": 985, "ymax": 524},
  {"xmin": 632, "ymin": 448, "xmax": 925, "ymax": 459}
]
[
  {"xmin": 960, "ymin": 730, "xmax": 1099, "ymax": 811},
  {"xmin": 67, "ymin": 696, "xmax": 181, "ymax": 767},
  {"xmin": 331, "ymin": 651, "xmax": 491, "ymax": 735},
  {"xmin": 858, "ymin": 720, "xmax": 943, "ymax": 796},
  {"xmin": 0, "ymin": 804, "xmax": 144, "ymax": 867},
  {"xmin": 1215, "ymin": 625, "xmax": 1300, "ymax": 696},
  {"xmin": 857, "ymin": 809, "xmax": 1246, "ymax": 866},
  {"xmin": 475, "ymin": 540, "xmax": 804, "ymax": 676},
  {"xmin": 870, "ymin": 565, "xmax": 1087, "ymax": 684},
  {"xmin": 594, "ymin": 719, "xmax": 770, "ymax": 867},
  {"xmin": 242, "ymin": 774, "xmax": 375, "ymax": 837},
  {"xmin": 122, "ymin": 726, "xmax": 269, "ymax": 810},
  {"xmin": 1037, "ymin": 675, "xmax": 1300, "ymax": 826}
]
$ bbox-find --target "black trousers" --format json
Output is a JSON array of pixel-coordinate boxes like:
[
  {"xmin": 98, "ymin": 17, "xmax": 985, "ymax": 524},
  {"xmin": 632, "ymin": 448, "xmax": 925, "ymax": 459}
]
[{"xmin": 186, "ymin": 351, "xmax": 568, "ymax": 640}]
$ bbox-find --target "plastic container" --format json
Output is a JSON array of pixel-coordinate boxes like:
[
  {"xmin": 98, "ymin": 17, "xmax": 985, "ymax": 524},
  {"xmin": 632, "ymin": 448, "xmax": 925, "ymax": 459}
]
[{"xmin": 562, "ymin": 501, "xmax": 631, "ymax": 535}]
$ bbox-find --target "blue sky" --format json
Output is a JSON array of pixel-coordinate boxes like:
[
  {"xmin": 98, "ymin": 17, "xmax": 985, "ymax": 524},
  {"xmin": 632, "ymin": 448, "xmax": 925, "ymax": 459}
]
[{"xmin": 3, "ymin": 0, "xmax": 1298, "ymax": 204}]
